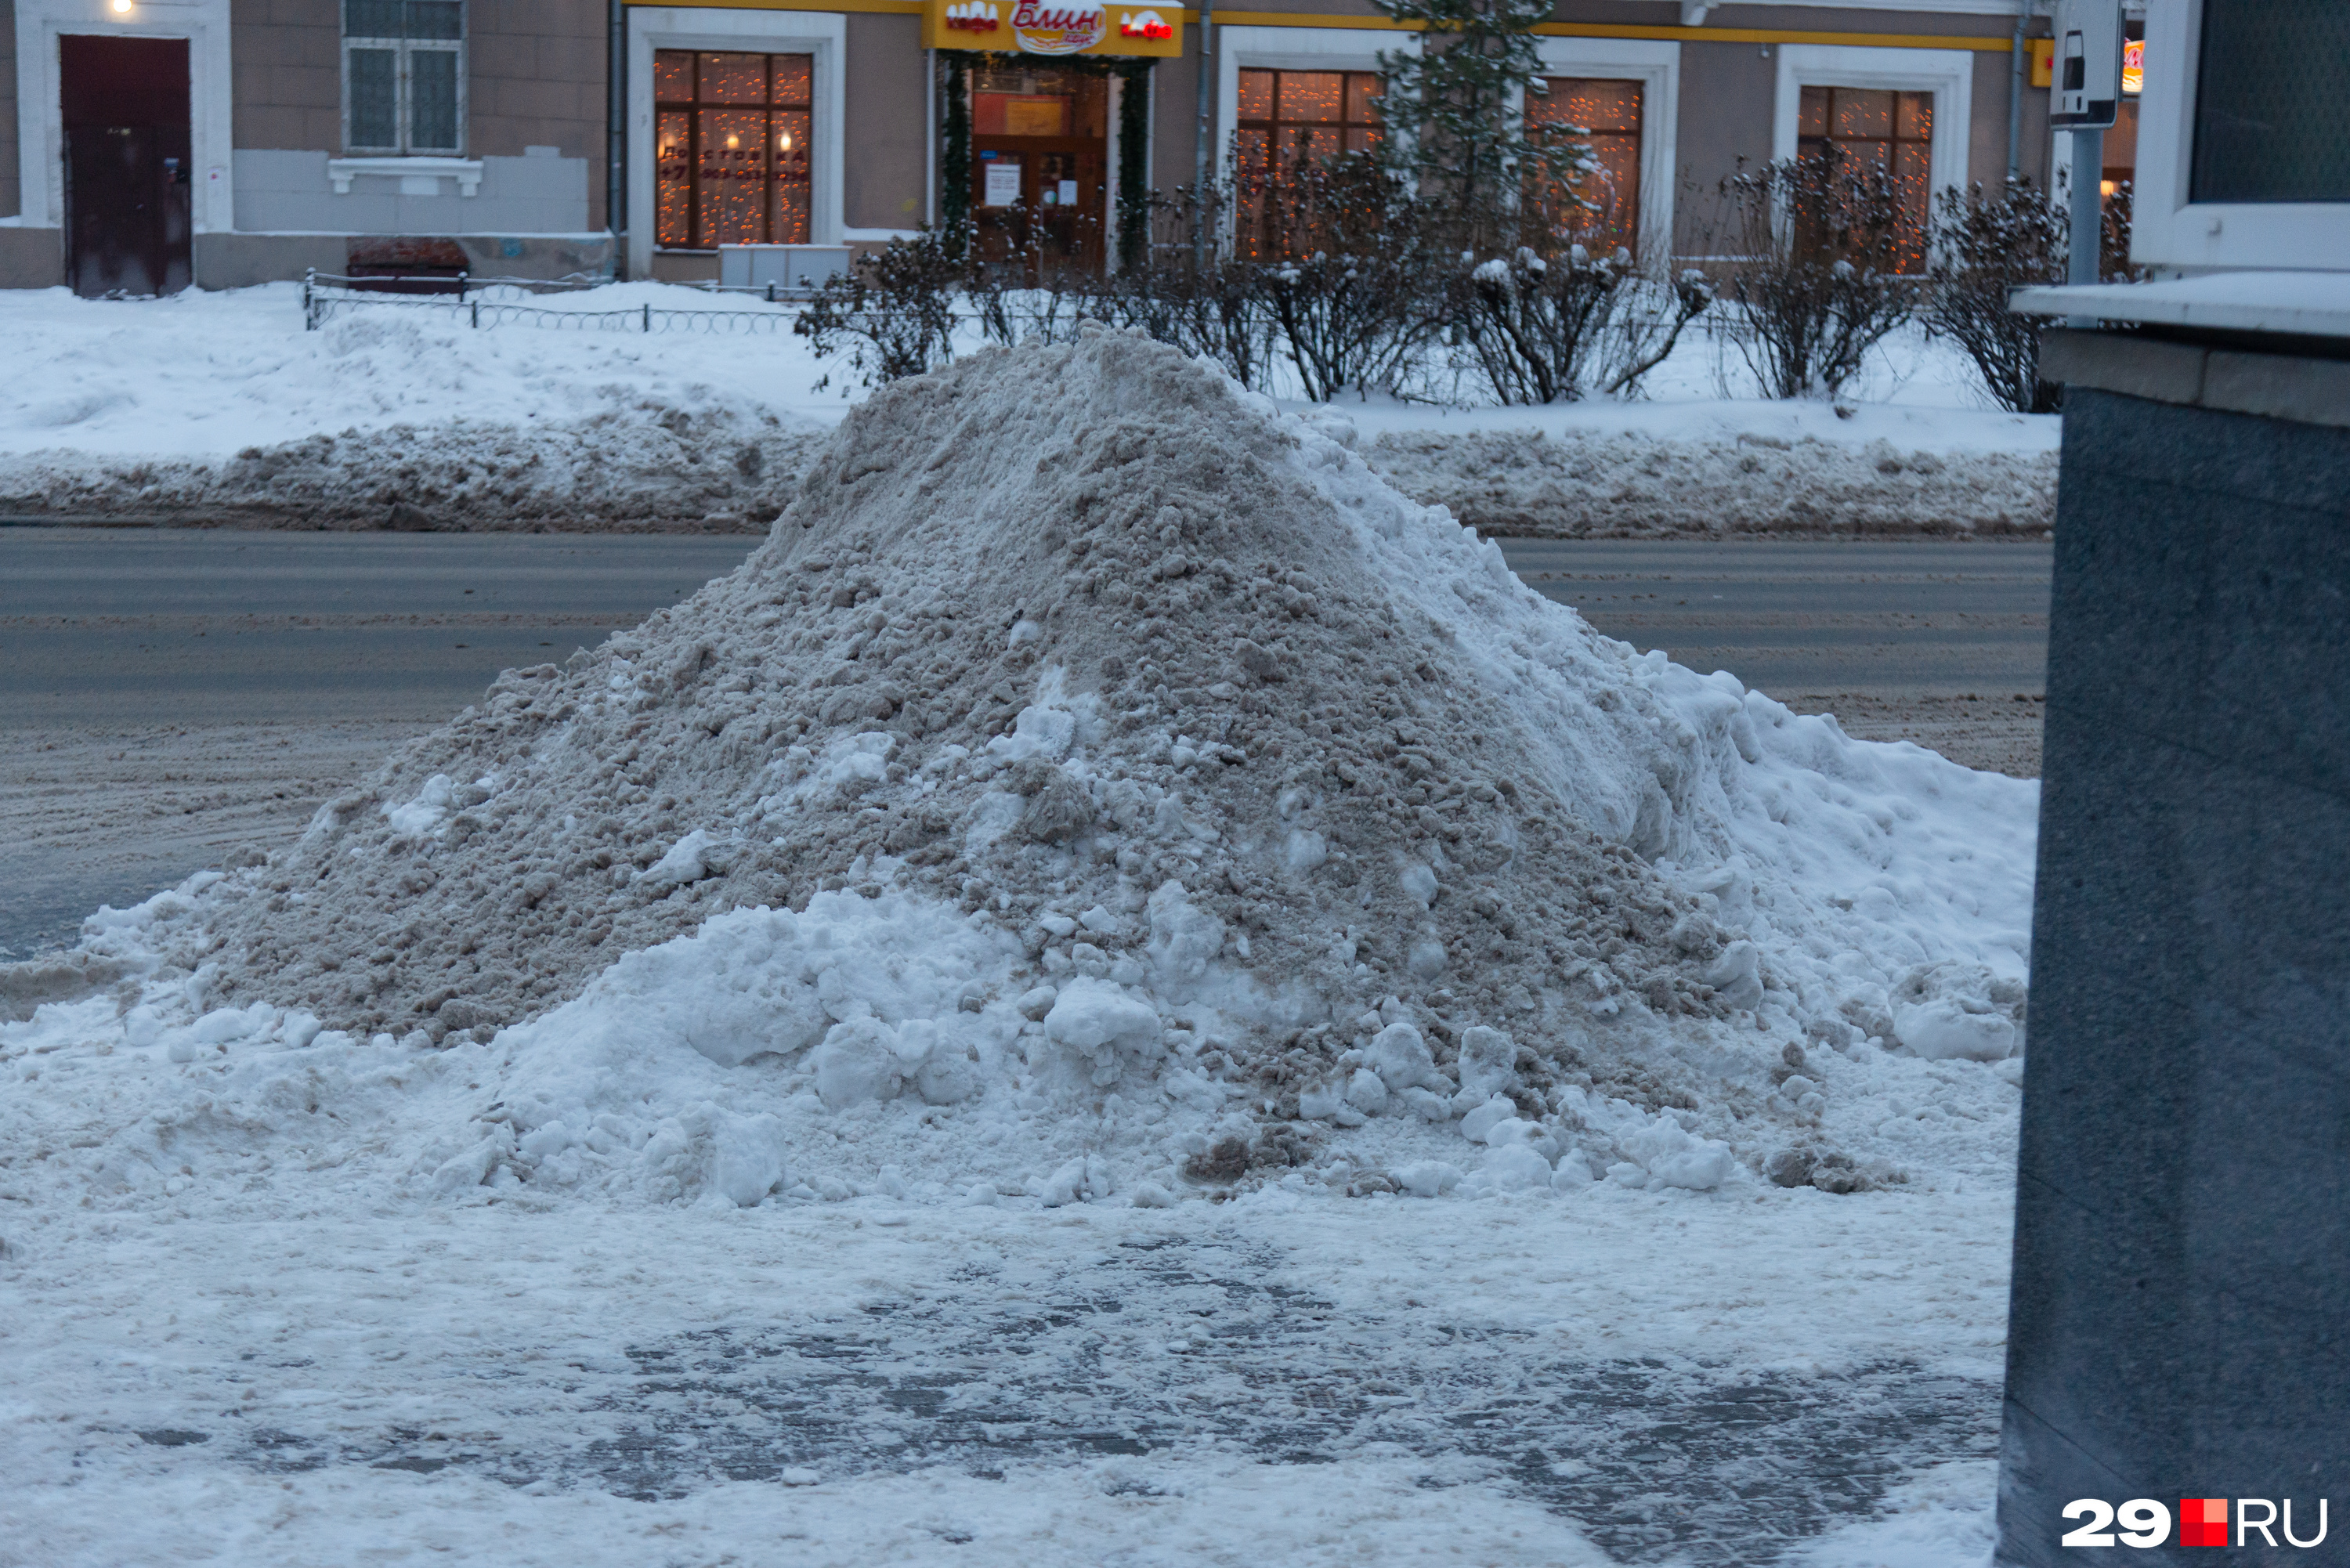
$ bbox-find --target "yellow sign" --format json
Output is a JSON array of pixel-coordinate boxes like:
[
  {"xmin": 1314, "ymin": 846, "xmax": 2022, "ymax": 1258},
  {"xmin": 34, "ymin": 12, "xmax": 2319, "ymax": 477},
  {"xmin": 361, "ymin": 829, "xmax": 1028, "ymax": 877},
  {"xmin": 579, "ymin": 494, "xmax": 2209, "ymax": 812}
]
[
  {"xmin": 2034, "ymin": 35, "xmax": 2139, "ymax": 92},
  {"xmin": 923, "ymin": 0, "xmax": 1183, "ymax": 56}
]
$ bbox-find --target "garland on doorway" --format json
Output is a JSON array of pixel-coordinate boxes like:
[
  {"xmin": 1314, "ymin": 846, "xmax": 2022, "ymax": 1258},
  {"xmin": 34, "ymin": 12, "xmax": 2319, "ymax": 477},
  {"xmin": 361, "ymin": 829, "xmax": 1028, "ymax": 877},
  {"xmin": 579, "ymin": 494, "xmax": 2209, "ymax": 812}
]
[
  {"xmin": 940, "ymin": 53, "xmax": 974, "ymax": 253},
  {"xmin": 1115, "ymin": 60, "xmax": 1150, "ymax": 273},
  {"xmin": 937, "ymin": 53, "xmax": 1155, "ymax": 272}
]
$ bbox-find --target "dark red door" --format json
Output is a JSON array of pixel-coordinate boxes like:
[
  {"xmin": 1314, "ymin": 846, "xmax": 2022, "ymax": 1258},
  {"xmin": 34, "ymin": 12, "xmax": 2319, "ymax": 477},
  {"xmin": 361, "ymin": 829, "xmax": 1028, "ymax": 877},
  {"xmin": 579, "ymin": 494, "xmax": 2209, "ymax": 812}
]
[{"xmin": 60, "ymin": 35, "xmax": 192, "ymax": 298}]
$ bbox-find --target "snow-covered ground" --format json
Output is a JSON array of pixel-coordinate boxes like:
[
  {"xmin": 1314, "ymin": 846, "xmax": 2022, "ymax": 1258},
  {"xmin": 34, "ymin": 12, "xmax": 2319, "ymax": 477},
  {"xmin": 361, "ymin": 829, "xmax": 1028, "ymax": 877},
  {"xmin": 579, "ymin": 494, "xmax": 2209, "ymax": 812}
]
[{"xmin": 0, "ymin": 281, "xmax": 2055, "ymax": 536}]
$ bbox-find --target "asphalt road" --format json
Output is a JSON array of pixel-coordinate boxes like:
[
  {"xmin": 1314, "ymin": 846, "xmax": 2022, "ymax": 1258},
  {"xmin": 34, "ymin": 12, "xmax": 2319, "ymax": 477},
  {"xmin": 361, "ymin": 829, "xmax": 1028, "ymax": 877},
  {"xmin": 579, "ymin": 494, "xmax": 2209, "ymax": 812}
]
[
  {"xmin": 1, "ymin": 529, "xmax": 2051, "ymax": 957},
  {"xmin": 2, "ymin": 530, "xmax": 2052, "ymax": 727},
  {"xmin": 0, "ymin": 529, "xmax": 763, "ymax": 727},
  {"xmin": 1499, "ymin": 537, "xmax": 2052, "ymax": 701}
]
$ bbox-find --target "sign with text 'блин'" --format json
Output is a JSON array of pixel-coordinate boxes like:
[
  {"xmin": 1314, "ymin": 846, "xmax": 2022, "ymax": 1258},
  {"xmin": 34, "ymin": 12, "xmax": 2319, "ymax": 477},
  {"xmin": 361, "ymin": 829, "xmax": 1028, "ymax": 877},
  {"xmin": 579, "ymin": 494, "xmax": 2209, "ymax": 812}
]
[{"xmin": 923, "ymin": 0, "xmax": 1184, "ymax": 58}]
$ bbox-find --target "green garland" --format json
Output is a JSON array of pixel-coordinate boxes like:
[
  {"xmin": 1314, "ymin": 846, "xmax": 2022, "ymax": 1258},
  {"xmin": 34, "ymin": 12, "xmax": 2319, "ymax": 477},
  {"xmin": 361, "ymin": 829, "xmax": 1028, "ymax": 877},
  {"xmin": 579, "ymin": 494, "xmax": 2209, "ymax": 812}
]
[
  {"xmin": 1117, "ymin": 60, "xmax": 1152, "ymax": 273},
  {"xmin": 937, "ymin": 52, "xmax": 1155, "ymax": 270},
  {"xmin": 939, "ymin": 53, "xmax": 973, "ymax": 255}
]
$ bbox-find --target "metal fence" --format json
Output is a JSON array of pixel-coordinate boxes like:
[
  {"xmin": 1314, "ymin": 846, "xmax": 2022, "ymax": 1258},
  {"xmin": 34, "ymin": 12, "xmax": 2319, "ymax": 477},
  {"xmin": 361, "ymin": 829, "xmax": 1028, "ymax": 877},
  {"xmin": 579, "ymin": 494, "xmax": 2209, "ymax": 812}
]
[{"xmin": 299, "ymin": 271, "xmax": 807, "ymax": 334}]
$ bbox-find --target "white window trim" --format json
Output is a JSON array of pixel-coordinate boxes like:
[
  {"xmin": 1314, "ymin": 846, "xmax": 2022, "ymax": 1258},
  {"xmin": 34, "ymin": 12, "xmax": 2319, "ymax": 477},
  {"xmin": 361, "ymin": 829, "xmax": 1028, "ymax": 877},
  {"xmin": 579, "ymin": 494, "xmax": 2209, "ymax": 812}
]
[
  {"xmin": 341, "ymin": 5, "xmax": 468, "ymax": 158},
  {"xmin": 2130, "ymin": 0, "xmax": 2350, "ymax": 276},
  {"xmin": 1530, "ymin": 37, "xmax": 1679, "ymax": 262},
  {"xmin": 12, "ymin": 0, "xmax": 236, "ymax": 236},
  {"xmin": 1214, "ymin": 25, "xmax": 1417, "ymax": 189},
  {"xmin": 1770, "ymin": 44, "xmax": 1973, "ymax": 205},
  {"xmin": 627, "ymin": 7, "xmax": 846, "ymax": 276},
  {"xmin": 327, "ymin": 154, "xmax": 483, "ymax": 195}
]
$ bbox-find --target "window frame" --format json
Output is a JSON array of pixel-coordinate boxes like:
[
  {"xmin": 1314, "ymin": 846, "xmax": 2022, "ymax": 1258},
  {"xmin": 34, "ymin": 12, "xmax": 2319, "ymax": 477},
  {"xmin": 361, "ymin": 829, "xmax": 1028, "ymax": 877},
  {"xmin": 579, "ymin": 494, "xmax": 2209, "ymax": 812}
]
[
  {"xmin": 1524, "ymin": 76, "xmax": 1645, "ymax": 256},
  {"xmin": 1770, "ymin": 44, "xmax": 1972, "ymax": 263},
  {"xmin": 341, "ymin": 0, "xmax": 467, "ymax": 157},
  {"xmin": 653, "ymin": 49, "xmax": 817, "ymax": 251},
  {"xmin": 1795, "ymin": 83, "xmax": 1937, "ymax": 273},
  {"xmin": 2130, "ymin": 0, "xmax": 2350, "ymax": 273},
  {"xmin": 1529, "ymin": 38, "xmax": 1677, "ymax": 262}
]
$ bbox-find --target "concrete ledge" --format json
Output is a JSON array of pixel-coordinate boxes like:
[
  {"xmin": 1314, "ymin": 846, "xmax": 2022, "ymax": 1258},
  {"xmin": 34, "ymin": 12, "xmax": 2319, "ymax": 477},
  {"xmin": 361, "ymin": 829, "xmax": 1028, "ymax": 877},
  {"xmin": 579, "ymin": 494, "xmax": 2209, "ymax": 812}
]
[
  {"xmin": 193, "ymin": 233, "xmax": 349, "ymax": 290},
  {"xmin": 0, "ymin": 227, "xmax": 66, "ymax": 290},
  {"xmin": 2205, "ymin": 349, "xmax": 2350, "ymax": 431},
  {"xmin": 2041, "ymin": 327, "xmax": 2350, "ymax": 431}
]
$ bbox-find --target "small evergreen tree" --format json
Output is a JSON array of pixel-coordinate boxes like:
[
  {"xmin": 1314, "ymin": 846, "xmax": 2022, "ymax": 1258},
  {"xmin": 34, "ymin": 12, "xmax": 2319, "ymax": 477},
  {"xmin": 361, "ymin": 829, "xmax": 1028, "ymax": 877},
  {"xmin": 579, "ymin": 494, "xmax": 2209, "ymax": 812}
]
[{"xmin": 1370, "ymin": 0, "xmax": 1596, "ymax": 253}]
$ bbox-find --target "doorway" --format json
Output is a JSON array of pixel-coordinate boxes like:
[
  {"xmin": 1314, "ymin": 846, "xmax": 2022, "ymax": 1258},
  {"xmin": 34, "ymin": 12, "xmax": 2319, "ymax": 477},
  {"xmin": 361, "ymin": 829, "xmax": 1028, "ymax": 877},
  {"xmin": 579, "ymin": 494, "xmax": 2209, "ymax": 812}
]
[
  {"xmin": 971, "ymin": 65, "xmax": 1107, "ymax": 279},
  {"xmin": 60, "ymin": 34, "xmax": 193, "ymax": 298}
]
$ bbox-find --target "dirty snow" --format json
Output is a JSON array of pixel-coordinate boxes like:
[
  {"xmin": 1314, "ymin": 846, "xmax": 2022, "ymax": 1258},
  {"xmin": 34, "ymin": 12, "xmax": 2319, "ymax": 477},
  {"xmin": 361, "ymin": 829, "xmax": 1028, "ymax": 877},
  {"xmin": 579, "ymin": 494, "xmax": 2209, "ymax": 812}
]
[{"xmin": 0, "ymin": 282, "xmax": 2055, "ymax": 536}]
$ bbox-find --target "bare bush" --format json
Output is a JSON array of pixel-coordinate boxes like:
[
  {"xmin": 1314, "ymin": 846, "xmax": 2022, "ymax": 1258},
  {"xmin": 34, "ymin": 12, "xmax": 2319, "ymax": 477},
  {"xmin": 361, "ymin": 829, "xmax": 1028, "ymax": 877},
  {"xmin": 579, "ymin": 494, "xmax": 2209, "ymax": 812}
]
[
  {"xmin": 1451, "ymin": 245, "xmax": 1712, "ymax": 404},
  {"xmin": 1719, "ymin": 150, "xmax": 1919, "ymax": 400},
  {"xmin": 1253, "ymin": 154, "xmax": 1438, "ymax": 400},
  {"xmin": 1925, "ymin": 180, "xmax": 2066, "ymax": 414},
  {"xmin": 1923, "ymin": 174, "xmax": 2138, "ymax": 416},
  {"xmin": 794, "ymin": 229, "xmax": 961, "ymax": 388}
]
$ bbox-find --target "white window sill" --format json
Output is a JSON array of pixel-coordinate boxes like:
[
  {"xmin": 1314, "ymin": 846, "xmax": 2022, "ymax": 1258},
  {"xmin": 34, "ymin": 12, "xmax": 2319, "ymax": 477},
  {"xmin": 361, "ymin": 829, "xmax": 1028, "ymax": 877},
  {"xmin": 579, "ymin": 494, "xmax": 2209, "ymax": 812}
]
[{"xmin": 329, "ymin": 157, "xmax": 483, "ymax": 197}]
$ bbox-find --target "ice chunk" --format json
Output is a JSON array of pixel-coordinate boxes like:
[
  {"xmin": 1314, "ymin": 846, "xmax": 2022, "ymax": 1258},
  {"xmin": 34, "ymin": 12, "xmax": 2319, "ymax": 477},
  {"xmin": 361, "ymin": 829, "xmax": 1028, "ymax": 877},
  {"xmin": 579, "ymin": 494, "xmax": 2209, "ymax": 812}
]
[
  {"xmin": 1344, "ymin": 1068, "xmax": 1390, "ymax": 1115},
  {"xmin": 1366, "ymin": 1021, "xmax": 1434, "ymax": 1093},
  {"xmin": 989, "ymin": 703, "xmax": 1076, "ymax": 761},
  {"xmin": 809, "ymin": 1017, "xmax": 904, "ymax": 1109},
  {"xmin": 710, "ymin": 1110, "xmax": 788, "ymax": 1207},
  {"xmin": 1618, "ymin": 1118, "xmax": 1738, "ymax": 1190},
  {"xmin": 1484, "ymin": 1143, "xmax": 1554, "ymax": 1190},
  {"xmin": 381, "ymin": 774, "xmax": 455, "ymax": 836},
  {"xmin": 1399, "ymin": 862, "xmax": 1439, "ymax": 907},
  {"xmin": 1044, "ymin": 978, "xmax": 1159, "ymax": 1055},
  {"xmin": 1704, "ymin": 940, "xmax": 1764, "ymax": 1011},
  {"xmin": 1459, "ymin": 1096, "xmax": 1517, "ymax": 1143},
  {"xmin": 191, "ymin": 1003, "xmax": 277, "ymax": 1045},
  {"xmin": 915, "ymin": 1046, "xmax": 981, "ymax": 1106},
  {"xmin": 1394, "ymin": 1160, "xmax": 1462, "ymax": 1198},
  {"xmin": 642, "ymin": 829, "xmax": 721, "ymax": 890},
  {"xmin": 1040, "ymin": 1154, "xmax": 1107, "ymax": 1206},
  {"xmin": 1894, "ymin": 999, "xmax": 2016, "ymax": 1061},
  {"xmin": 1455, "ymin": 1024, "xmax": 1517, "ymax": 1100}
]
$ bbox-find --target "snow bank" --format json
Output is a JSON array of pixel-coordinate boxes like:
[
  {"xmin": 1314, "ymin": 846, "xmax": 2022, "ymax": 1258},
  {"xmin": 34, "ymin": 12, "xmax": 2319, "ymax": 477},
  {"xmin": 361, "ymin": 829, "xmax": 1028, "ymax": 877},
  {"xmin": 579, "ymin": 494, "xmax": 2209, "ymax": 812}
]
[
  {"xmin": 0, "ymin": 284, "xmax": 830, "ymax": 531},
  {"xmin": 3, "ymin": 326, "xmax": 2037, "ymax": 1213},
  {"xmin": 0, "ymin": 284, "xmax": 2054, "ymax": 536},
  {"xmin": 1361, "ymin": 425, "xmax": 2055, "ymax": 538}
]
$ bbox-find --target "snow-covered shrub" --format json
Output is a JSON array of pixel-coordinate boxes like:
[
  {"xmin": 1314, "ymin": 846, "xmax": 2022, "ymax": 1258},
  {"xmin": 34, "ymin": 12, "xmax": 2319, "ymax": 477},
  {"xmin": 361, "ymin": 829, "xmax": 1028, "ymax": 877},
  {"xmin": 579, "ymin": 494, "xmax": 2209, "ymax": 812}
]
[
  {"xmin": 1247, "ymin": 153, "xmax": 1440, "ymax": 401},
  {"xmin": 793, "ymin": 229, "xmax": 962, "ymax": 387},
  {"xmin": 1716, "ymin": 150, "xmax": 1920, "ymax": 401},
  {"xmin": 1449, "ymin": 244, "xmax": 1712, "ymax": 404},
  {"xmin": 1924, "ymin": 180, "xmax": 2067, "ymax": 415}
]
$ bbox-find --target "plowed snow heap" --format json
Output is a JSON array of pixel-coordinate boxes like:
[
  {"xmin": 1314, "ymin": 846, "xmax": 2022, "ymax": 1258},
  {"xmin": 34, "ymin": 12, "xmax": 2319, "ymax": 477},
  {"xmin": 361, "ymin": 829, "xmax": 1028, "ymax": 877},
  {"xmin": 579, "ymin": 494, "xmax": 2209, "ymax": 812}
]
[{"xmin": 163, "ymin": 324, "xmax": 2031, "ymax": 1199}]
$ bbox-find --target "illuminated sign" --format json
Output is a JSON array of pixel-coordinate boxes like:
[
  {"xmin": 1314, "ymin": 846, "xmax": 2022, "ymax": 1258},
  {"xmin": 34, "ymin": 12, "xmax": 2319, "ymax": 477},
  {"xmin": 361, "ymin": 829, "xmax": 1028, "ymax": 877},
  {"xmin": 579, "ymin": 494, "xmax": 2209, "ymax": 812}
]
[
  {"xmin": 1011, "ymin": 1, "xmax": 1105, "ymax": 55},
  {"xmin": 922, "ymin": 0, "xmax": 1181, "ymax": 56},
  {"xmin": 2122, "ymin": 38, "xmax": 2143, "ymax": 95}
]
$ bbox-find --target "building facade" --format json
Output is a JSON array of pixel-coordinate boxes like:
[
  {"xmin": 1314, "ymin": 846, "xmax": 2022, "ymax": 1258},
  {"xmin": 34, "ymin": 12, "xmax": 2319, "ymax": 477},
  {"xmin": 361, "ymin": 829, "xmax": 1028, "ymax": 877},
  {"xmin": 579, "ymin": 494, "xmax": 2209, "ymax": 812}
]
[{"xmin": 1, "ymin": 0, "xmax": 2098, "ymax": 294}]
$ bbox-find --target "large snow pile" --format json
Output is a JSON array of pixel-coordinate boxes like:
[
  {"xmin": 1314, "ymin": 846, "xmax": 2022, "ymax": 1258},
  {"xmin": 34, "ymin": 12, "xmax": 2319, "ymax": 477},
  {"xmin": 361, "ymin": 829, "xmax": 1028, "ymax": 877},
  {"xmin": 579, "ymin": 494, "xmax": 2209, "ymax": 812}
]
[{"xmin": 3, "ymin": 327, "xmax": 2035, "ymax": 1213}]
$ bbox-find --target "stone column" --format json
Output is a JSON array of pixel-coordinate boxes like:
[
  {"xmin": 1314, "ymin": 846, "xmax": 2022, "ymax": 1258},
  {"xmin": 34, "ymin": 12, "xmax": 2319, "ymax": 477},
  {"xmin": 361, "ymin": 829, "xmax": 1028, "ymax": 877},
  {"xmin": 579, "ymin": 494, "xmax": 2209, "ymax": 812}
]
[{"xmin": 1998, "ymin": 329, "xmax": 2350, "ymax": 1564}]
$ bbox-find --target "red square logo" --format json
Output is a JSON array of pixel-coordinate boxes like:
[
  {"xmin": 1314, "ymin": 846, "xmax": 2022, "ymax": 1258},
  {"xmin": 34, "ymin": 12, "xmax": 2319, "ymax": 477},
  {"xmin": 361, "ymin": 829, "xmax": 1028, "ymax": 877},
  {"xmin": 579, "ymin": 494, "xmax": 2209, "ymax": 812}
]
[{"xmin": 2180, "ymin": 1498, "xmax": 2229, "ymax": 1547}]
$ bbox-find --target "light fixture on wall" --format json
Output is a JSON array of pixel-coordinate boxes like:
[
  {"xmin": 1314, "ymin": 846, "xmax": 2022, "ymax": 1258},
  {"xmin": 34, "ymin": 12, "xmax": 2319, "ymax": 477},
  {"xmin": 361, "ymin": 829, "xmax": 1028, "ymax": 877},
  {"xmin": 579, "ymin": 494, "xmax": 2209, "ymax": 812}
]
[
  {"xmin": 778, "ymin": 132, "xmax": 793, "ymax": 151},
  {"xmin": 110, "ymin": 0, "xmax": 132, "ymax": 13},
  {"xmin": 725, "ymin": 134, "xmax": 739, "ymax": 149}
]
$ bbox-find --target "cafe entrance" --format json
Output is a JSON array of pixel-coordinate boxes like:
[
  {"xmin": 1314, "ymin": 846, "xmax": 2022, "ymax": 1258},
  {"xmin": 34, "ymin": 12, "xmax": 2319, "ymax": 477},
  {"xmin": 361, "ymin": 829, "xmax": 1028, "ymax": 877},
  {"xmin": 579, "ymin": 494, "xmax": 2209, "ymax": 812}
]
[{"xmin": 972, "ymin": 65, "xmax": 1108, "ymax": 276}]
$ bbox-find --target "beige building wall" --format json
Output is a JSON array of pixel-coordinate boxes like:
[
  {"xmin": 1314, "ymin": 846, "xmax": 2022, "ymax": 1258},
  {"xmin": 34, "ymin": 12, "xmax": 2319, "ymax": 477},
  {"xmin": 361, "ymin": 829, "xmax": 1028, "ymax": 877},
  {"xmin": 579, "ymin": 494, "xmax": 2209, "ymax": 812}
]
[{"xmin": 230, "ymin": 0, "xmax": 608, "ymax": 233}]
